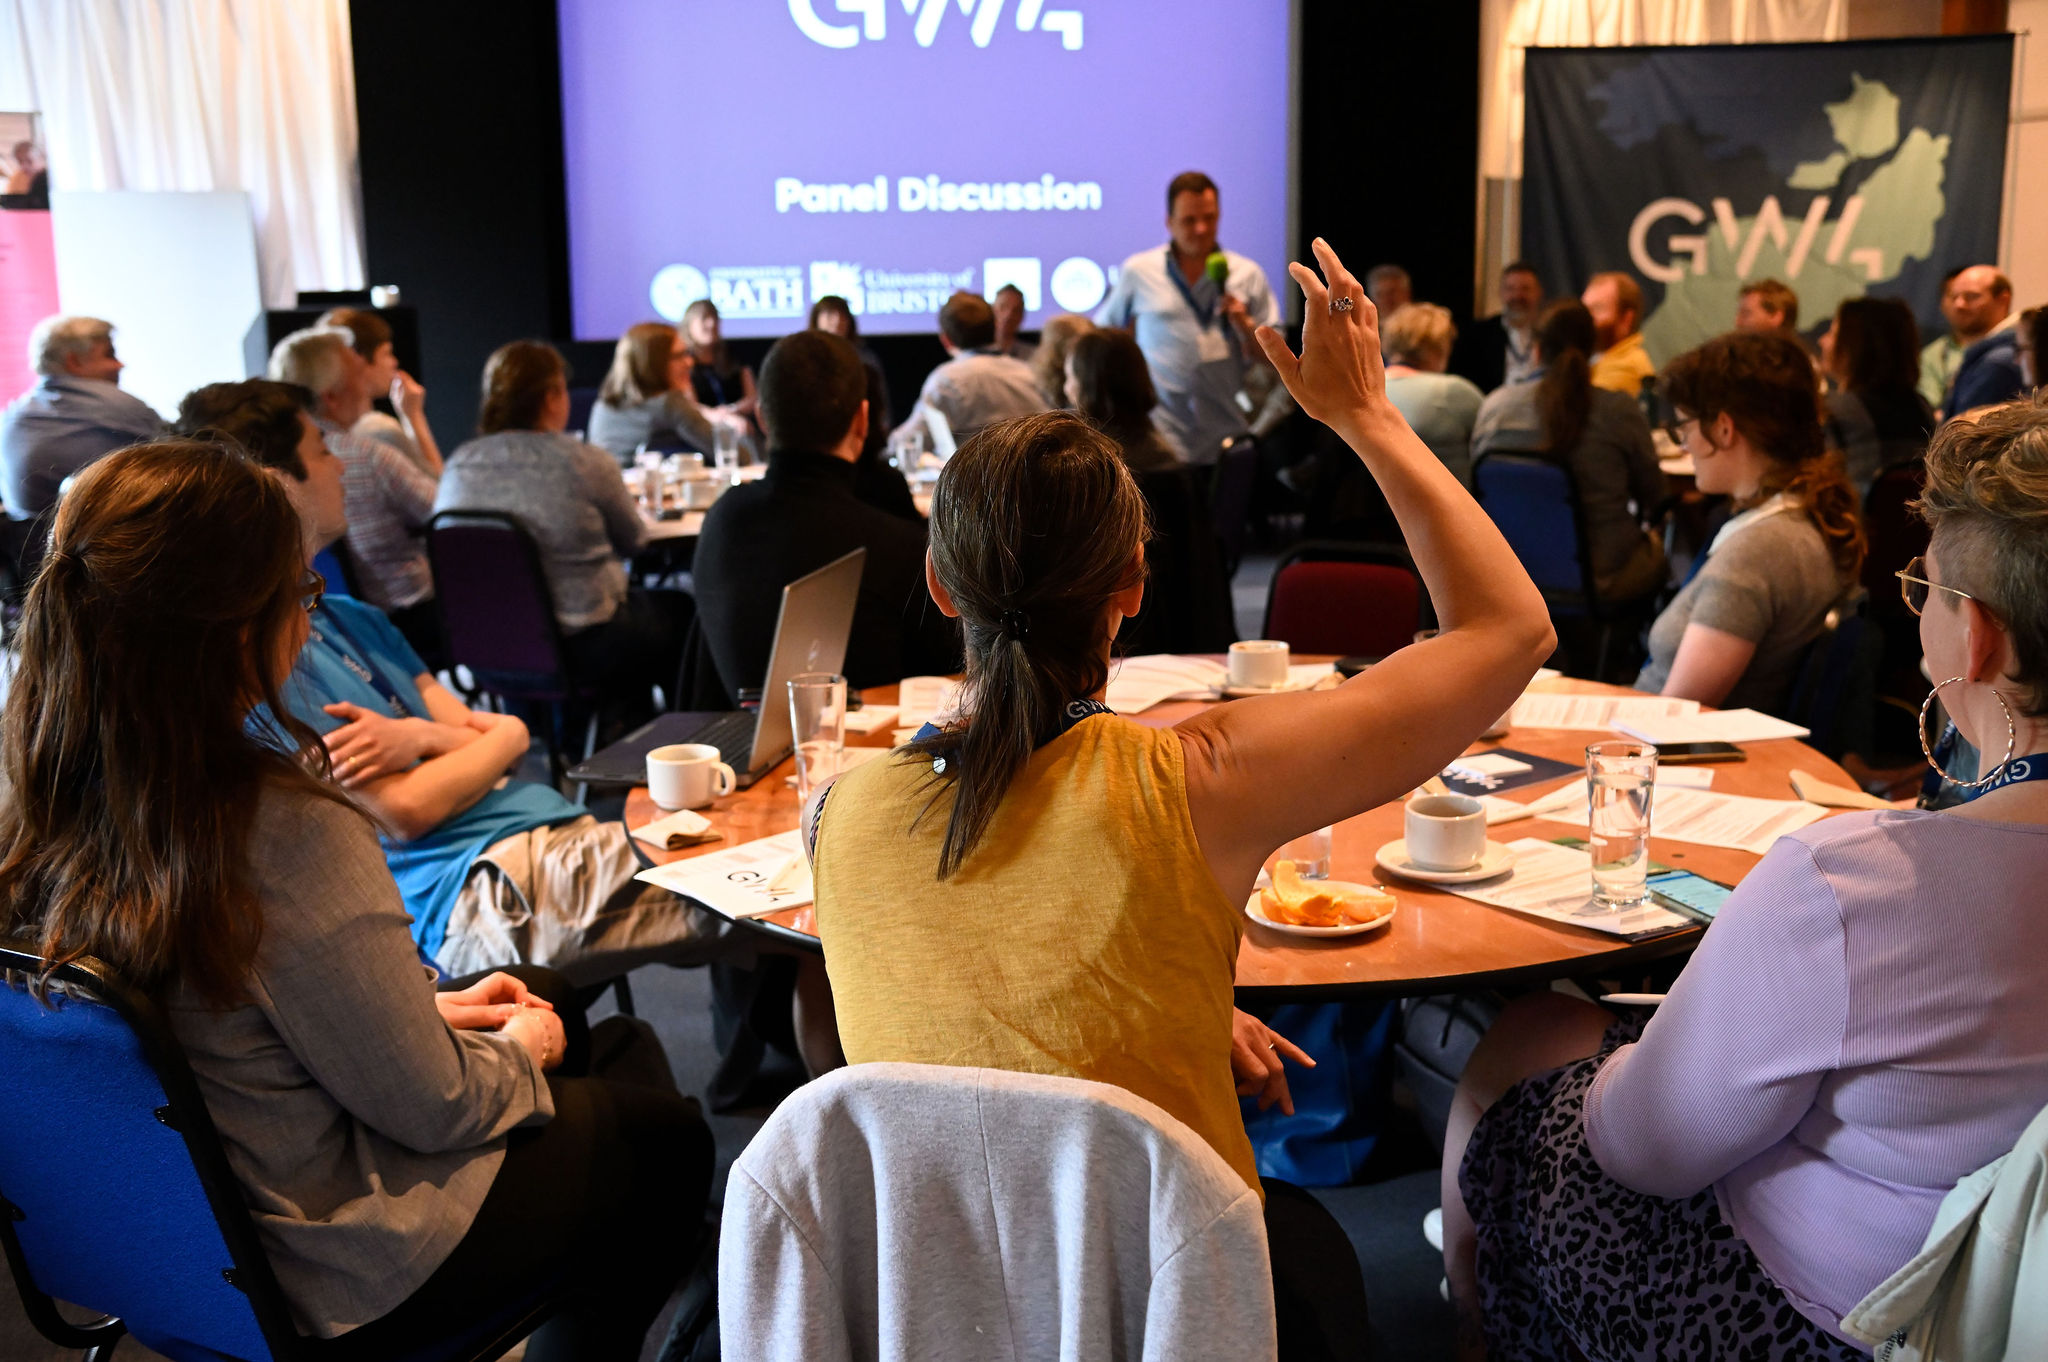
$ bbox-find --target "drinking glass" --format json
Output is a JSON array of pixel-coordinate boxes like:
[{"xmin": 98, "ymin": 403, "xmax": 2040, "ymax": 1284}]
[
  {"xmin": 1281, "ymin": 826, "xmax": 1334, "ymax": 880},
  {"xmin": 714, "ymin": 424, "xmax": 742, "ymax": 479},
  {"xmin": 788, "ymin": 672, "xmax": 847, "ymax": 801},
  {"xmin": 1586, "ymin": 742, "xmax": 1657, "ymax": 908}
]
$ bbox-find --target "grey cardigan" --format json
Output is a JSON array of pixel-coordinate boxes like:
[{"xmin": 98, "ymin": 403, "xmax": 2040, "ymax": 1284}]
[
  {"xmin": 435, "ymin": 430, "xmax": 647, "ymax": 632},
  {"xmin": 167, "ymin": 788, "xmax": 552, "ymax": 1337}
]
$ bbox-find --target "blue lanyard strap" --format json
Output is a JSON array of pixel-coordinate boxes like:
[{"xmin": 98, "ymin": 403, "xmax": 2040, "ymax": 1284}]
[
  {"xmin": 1961, "ymin": 752, "xmax": 2048, "ymax": 801},
  {"xmin": 310, "ymin": 609, "xmax": 414, "ymax": 720},
  {"xmin": 1164, "ymin": 248, "xmax": 1219, "ymax": 329}
]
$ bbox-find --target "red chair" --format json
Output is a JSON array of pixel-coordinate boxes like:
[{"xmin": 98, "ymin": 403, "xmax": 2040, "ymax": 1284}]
[{"xmin": 1261, "ymin": 541, "xmax": 1429, "ymax": 659}]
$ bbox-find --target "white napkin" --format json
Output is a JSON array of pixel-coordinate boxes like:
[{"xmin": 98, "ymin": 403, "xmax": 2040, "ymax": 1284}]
[
  {"xmin": 629, "ymin": 806, "xmax": 722, "ymax": 851},
  {"xmin": 843, "ymin": 705, "xmax": 899, "ymax": 735}
]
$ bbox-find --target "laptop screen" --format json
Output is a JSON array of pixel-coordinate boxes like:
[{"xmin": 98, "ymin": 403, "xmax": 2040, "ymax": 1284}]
[{"xmin": 736, "ymin": 546, "xmax": 866, "ymax": 776}]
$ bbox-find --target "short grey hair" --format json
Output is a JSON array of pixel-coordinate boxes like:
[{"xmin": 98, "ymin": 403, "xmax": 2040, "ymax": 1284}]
[
  {"xmin": 30, "ymin": 315, "xmax": 115, "ymax": 378},
  {"xmin": 267, "ymin": 327, "xmax": 355, "ymax": 400},
  {"xmin": 1381, "ymin": 302, "xmax": 1457, "ymax": 365}
]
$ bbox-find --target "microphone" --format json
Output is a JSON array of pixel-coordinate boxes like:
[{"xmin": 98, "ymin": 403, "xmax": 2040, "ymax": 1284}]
[{"xmin": 1204, "ymin": 251, "xmax": 1229, "ymax": 290}]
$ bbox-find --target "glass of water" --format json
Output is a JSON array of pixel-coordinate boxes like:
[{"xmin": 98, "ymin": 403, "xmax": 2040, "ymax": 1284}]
[
  {"xmin": 1281, "ymin": 825, "xmax": 1334, "ymax": 880},
  {"xmin": 788, "ymin": 672, "xmax": 847, "ymax": 802},
  {"xmin": 1586, "ymin": 741, "xmax": 1657, "ymax": 908},
  {"xmin": 713, "ymin": 423, "xmax": 742, "ymax": 479}
]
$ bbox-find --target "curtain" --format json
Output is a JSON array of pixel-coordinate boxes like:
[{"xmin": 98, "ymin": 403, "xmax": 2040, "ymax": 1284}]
[
  {"xmin": 1474, "ymin": 0, "xmax": 1847, "ymax": 310},
  {"xmin": 0, "ymin": 0, "xmax": 364, "ymax": 307}
]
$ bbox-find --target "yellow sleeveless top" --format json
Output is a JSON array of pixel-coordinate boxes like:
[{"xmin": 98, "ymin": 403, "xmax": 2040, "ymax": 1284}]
[{"xmin": 813, "ymin": 714, "xmax": 1256, "ymax": 1191}]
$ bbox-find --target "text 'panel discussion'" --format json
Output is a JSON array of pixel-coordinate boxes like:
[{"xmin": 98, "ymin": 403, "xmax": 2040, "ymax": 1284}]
[{"xmin": 1, "ymin": 1, "xmax": 2046, "ymax": 1359}]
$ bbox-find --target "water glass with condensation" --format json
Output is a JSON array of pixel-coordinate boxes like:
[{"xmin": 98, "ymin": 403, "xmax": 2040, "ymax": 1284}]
[
  {"xmin": 788, "ymin": 673, "xmax": 847, "ymax": 801},
  {"xmin": 1586, "ymin": 742, "xmax": 1657, "ymax": 908},
  {"xmin": 1282, "ymin": 826, "xmax": 1334, "ymax": 879}
]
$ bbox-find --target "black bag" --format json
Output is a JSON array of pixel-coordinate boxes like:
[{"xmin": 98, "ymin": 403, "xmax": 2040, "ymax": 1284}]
[{"xmin": 1393, "ymin": 993, "xmax": 1504, "ymax": 1155}]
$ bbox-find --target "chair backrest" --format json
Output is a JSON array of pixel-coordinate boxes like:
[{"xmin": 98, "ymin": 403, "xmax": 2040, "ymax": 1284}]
[
  {"xmin": 0, "ymin": 940, "xmax": 295, "ymax": 1362},
  {"xmin": 565, "ymin": 386, "xmax": 600, "ymax": 440},
  {"xmin": 1210, "ymin": 436, "xmax": 1262, "ymax": 578},
  {"xmin": 1262, "ymin": 541, "xmax": 1426, "ymax": 659},
  {"xmin": 1470, "ymin": 453, "xmax": 1590, "ymax": 606},
  {"xmin": 1861, "ymin": 462, "xmax": 1931, "ymax": 605},
  {"xmin": 426, "ymin": 511, "xmax": 574, "ymax": 698},
  {"xmin": 719, "ymin": 1063, "xmax": 1275, "ymax": 1362},
  {"xmin": 1780, "ymin": 593, "xmax": 1880, "ymax": 758},
  {"xmin": 1119, "ymin": 467, "xmax": 1236, "ymax": 655}
]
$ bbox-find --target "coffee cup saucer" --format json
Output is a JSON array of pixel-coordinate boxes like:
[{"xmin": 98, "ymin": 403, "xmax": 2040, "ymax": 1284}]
[
  {"xmin": 1222, "ymin": 679, "xmax": 1301, "ymax": 698},
  {"xmin": 1374, "ymin": 839, "xmax": 1517, "ymax": 884}
]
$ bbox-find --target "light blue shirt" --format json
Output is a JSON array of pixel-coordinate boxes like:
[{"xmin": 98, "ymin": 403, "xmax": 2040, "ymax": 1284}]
[
  {"xmin": 0, "ymin": 374, "xmax": 162, "ymax": 518},
  {"xmin": 260, "ymin": 594, "xmax": 584, "ymax": 958},
  {"xmin": 1095, "ymin": 245, "xmax": 1279, "ymax": 464}
]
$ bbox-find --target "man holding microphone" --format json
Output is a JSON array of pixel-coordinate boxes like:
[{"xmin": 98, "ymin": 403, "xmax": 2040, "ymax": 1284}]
[{"xmin": 1095, "ymin": 171, "xmax": 1281, "ymax": 465}]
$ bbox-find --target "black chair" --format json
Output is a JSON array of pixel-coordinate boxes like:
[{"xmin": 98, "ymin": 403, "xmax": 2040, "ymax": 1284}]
[
  {"xmin": 0, "ymin": 512, "xmax": 51, "ymax": 646},
  {"xmin": 1779, "ymin": 592, "xmax": 1881, "ymax": 760},
  {"xmin": 1209, "ymin": 435, "xmax": 1262, "ymax": 580},
  {"xmin": 565, "ymin": 386, "xmax": 600, "ymax": 441},
  {"xmin": 1471, "ymin": 452, "xmax": 1656, "ymax": 682},
  {"xmin": 1118, "ymin": 466, "xmax": 1236, "ymax": 655},
  {"xmin": 1261, "ymin": 541, "xmax": 1430, "ymax": 660},
  {"xmin": 0, "ymin": 937, "xmax": 563, "ymax": 1361},
  {"xmin": 425, "ymin": 511, "xmax": 601, "ymax": 798}
]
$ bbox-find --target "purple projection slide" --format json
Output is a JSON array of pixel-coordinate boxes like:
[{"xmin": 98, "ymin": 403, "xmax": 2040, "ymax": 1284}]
[{"xmin": 557, "ymin": 0, "xmax": 1295, "ymax": 339}]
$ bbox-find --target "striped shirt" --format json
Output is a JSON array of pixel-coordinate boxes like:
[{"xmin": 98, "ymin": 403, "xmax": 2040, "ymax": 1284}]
[{"xmin": 317, "ymin": 416, "xmax": 437, "ymax": 610}]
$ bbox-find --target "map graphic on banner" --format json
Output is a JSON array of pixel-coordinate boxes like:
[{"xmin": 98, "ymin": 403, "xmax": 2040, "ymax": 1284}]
[{"xmin": 1522, "ymin": 36, "xmax": 2014, "ymax": 364}]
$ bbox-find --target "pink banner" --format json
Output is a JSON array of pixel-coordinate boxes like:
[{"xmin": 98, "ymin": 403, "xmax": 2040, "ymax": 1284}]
[{"xmin": 0, "ymin": 210, "xmax": 59, "ymax": 399}]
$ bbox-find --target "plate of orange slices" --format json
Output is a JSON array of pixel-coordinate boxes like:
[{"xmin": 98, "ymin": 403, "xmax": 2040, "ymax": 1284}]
[{"xmin": 1245, "ymin": 860, "xmax": 1398, "ymax": 938}]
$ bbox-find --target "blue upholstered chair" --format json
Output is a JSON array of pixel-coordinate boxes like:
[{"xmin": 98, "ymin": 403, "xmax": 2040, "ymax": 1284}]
[{"xmin": 0, "ymin": 938, "xmax": 559, "ymax": 1361}]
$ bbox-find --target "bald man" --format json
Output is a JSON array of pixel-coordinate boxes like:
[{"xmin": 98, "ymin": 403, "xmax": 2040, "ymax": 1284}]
[{"xmin": 1942, "ymin": 265, "xmax": 2024, "ymax": 418}]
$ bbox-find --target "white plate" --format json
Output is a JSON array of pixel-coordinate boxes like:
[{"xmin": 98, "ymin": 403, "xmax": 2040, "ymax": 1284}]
[
  {"xmin": 1374, "ymin": 839, "xmax": 1518, "ymax": 884},
  {"xmin": 1243, "ymin": 881, "xmax": 1397, "ymax": 938}
]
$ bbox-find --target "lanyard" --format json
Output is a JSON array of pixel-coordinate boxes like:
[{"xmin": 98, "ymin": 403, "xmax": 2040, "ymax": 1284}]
[
  {"xmin": 912, "ymin": 698, "xmax": 1116, "ymax": 769},
  {"xmin": 310, "ymin": 609, "xmax": 414, "ymax": 719},
  {"xmin": 1961, "ymin": 752, "xmax": 2048, "ymax": 801},
  {"xmin": 1164, "ymin": 248, "xmax": 1220, "ymax": 329}
]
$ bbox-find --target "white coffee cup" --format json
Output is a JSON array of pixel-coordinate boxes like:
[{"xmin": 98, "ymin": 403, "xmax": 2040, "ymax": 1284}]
[
  {"xmin": 1228, "ymin": 639, "xmax": 1290, "ymax": 689},
  {"xmin": 1405, "ymin": 794, "xmax": 1488, "ymax": 871},
  {"xmin": 647, "ymin": 743, "xmax": 735, "ymax": 810}
]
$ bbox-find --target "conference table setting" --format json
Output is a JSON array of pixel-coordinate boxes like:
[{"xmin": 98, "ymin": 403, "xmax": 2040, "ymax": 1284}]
[{"xmin": 618, "ymin": 654, "xmax": 1893, "ymax": 1004}]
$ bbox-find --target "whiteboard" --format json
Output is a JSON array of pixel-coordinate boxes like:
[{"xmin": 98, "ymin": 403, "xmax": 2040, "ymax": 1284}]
[{"xmin": 49, "ymin": 190, "xmax": 262, "ymax": 421}]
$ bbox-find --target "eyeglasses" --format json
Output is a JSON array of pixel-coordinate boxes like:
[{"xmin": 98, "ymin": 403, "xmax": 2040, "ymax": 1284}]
[
  {"xmin": 1664, "ymin": 414, "xmax": 1699, "ymax": 446},
  {"xmin": 1895, "ymin": 555, "xmax": 1973, "ymax": 617},
  {"xmin": 300, "ymin": 569, "xmax": 326, "ymax": 614}
]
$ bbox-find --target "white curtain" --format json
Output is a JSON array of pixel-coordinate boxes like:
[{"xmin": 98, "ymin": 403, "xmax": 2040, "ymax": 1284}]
[
  {"xmin": 1473, "ymin": 0, "xmax": 1848, "ymax": 309},
  {"xmin": 0, "ymin": 0, "xmax": 364, "ymax": 307}
]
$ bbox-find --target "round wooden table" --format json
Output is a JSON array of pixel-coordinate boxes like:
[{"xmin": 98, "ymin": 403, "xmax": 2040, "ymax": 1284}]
[{"xmin": 625, "ymin": 671, "xmax": 1859, "ymax": 1001}]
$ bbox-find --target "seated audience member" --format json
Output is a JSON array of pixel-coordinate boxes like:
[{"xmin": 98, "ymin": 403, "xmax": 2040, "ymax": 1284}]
[
  {"xmin": 2019, "ymin": 305, "xmax": 2044, "ymax": 392},
  {"xmin": 1821, "ymin": 296, "xmax": 1935, "ymax": 497},
  {"xmin": 809, "ymin": 241, "xmax": 1555, "ymax": 1357},
  {"xmin": 1443, "ymin": 394, "xmax": 2048, "ymax": 1362},
  {"xmin": 894, "ymin": 291, "xmax": 1049, "ymax": 447},
  {"xmin": 1919, "ymin": 266, "xmax": 1970, "ymax": 408},
  {"xmin": 1366, "ymin": 263, "xmax": 1412, "ymax": 317},
  {"xmin": 1582, "ymin": 271, "xmax": 1656, "ymax": 398},
  {"xmin": 1066, "ymin": 328, "xmax": 1185, "ymax": 472},
  {"xmin": 1471, "ymin": 300, "xmax": 1667, "ymax": 604},
  {"xmin": 1944, "ymin": 265, "xmax": 2025, "ymax": 417},
  {"xmin": 1068, "ymin": 328, "xmax": 1232, "ymax": 653},
  {"xmin": 681, "ymin": 299, "xmax": 757, "ymax": 432},
  {"xmin": 586, "ymin": 321, "xmax": 724, "ymax": 461},
  {"xmin": 809, "ymin": 293, "xmax": 893, "ymax": 430},
  {"xmin": 1450, "ymin": 261, "xmax": 1544, "ymax": 393},
  {"xmin": 1734, "ymin": 277, "xmax": 1800, "ymax": 336},
  {"xmin": 319, "ymin": 306, "xmax": 443, "ymax": 475},
  {"xmin": 693, "ymin": 332, "xmax": 960, "ymax": 702},
  {"xmin": 0, "ymin": 439, "xmax": 711, "ymax": 1359},
  {"xmin": 1382, "ymin": 303, "xmax": 1485, "ymax": 484},
  {"xmin": 1636, "ymin": 331, "xmax": 1862, "ymax": 708},
  {"xmin": 269, "ymin": 327, "xmax": 441, "ymax": 659},
  {"xmin": 181, "ymin": 378, "xmax": 725, "ymax": 983},
  {"xmin": 1, "ymin": 315, "xmax": 161, "ymax": 523},
  {"xmin": 992, "ymin": 282, "xmax": 1035, "ymax": 364},
  {"xmin": 1031, "ymin": 312, "xmax": 1094, "ymax": 409},
  {"xmin": 436, "ymin": 341, "xmax": 687, "ymax": 709},
  {"xmin": 1, "ymin": 139, "xmax": 47, "ymax": 208}
]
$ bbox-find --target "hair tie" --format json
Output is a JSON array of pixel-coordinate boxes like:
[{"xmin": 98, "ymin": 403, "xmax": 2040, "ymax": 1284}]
[{"xmin": 997, "ymin": 608, "xmax": 1031, "ymax": 641}]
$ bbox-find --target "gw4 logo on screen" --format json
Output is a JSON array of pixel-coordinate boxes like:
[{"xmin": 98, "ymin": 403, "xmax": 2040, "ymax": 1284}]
[{"xmin": 790, "ymin": 0, "xmax": 1083, "ymax": 51}]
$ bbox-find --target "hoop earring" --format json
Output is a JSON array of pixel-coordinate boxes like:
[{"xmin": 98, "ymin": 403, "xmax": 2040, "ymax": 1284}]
[{"xmin": 1919, "ymin": 677, "xmax": 2017, "ymax": 790}]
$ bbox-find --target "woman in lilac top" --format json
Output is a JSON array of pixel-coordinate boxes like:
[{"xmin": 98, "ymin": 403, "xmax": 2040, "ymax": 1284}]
[{"xmin": 1439, "ymin": 393, "xmax": 2048, "ymax": 1361}]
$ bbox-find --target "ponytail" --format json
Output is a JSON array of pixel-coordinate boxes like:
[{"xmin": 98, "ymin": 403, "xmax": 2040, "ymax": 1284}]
[
  {"xmin": 910, "ymin": 413, "xmax": 1149, "ymax": 879},
  {"xmin": 1532, "ymin": 300, "xmax": 1597, "ymax": 457}
]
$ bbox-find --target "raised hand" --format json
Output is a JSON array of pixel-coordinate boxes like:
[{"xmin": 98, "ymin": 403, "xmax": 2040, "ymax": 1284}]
[{"xmin": 1253, "ymin": 237, "xmax": 1387, "ymax": 430}]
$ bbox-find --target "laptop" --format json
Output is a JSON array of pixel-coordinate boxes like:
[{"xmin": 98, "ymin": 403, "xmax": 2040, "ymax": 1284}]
[{"xmin": 567, "ymin": 547, "xmax": 866, "ymax": 789}]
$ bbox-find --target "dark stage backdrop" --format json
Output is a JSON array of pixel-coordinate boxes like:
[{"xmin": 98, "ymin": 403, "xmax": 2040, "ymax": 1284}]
[
  {"xmin": 1523, "ymin": 35, "xmax": 2014, "ymax": 365},
  {"xmin": 351, "ymin": 0, "xmax": 1480, "ymax": 454}
]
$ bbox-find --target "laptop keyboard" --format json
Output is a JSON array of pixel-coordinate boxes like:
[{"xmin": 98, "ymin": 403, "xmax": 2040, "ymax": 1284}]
[{"xmin": 689, "ymin": 710, "xmax": 759, "ymax": 767}]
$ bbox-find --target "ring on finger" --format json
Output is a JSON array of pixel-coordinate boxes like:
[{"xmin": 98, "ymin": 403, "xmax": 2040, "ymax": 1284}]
[{"xmin": 1330, "ymin": 296, "xmax": 1356, "ymax": 314}]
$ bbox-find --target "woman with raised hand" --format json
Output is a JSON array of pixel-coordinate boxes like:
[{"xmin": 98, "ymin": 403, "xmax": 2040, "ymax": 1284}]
[
  {"xmin": 0, "ymin": 442, "xmax": 710, "ymax": 1359},
  {"xmin": 805, "ymin": 239, "xmax": 1554, "ymax": 1357},
  {"xmin": 1441, "ymin": 394, "xmax": 2048, "ymax": 1360}
]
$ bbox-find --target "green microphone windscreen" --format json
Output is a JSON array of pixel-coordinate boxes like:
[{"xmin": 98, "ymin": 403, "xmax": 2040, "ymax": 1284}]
[{"xmin": 1204, "ymin": 252, "xmax": 1229, "ymax": 287}]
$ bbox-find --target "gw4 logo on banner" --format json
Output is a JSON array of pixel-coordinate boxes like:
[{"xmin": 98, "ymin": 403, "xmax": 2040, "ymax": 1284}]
[
  {"xmin": 1629, "ymin": 194, "xmax": 1885, "ymax": 285},
  {"xmin": 790, "ymin": 0, "xmax": 1083, "ymax": 51}
]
